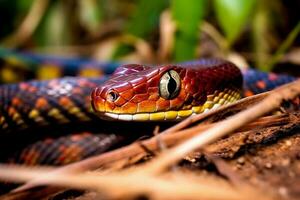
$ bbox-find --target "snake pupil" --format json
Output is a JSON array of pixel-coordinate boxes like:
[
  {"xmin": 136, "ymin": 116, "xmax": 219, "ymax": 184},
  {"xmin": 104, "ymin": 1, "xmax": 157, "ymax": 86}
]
[
  {"xmin": 167, "ymin": 74, "xmax": 177, "ymax": 97},
  {"xmin": 107, "ymin": 91, "xmax": 119, "ymax": 102},
  {"xmin": 159, "ymin": 70, "xmax": 181, "ymax": 100}
]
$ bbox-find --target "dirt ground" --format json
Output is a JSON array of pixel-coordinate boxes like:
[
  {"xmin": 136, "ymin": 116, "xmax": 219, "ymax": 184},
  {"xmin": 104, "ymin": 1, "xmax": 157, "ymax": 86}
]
[
  {"xmin": 64, "ymin": 113, "xmax": 300, "ymax": 200},
  {"xmin": 183, "ymin": 116, "xmax": 300, "ymax": 200},
  {"xmin": 1, "ymin": 112, "xmax": 299, "ymax": 200}
]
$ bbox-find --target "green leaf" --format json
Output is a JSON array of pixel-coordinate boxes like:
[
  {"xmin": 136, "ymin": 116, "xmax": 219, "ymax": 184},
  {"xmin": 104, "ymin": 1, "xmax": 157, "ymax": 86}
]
[
  {"xmin": 266, "ymin": 21, "xmax": 300, "ymax": 71},
  {"xmin": 78, "ymin": 0, "xmax": 103, "ymax": 33},
  {"xmin": 16, "ymin": 0, "xmax": 35, "ymax": 13},
  {"xmin": 113, "ymin": 0, "xmax": 168, "ymax": 59},
  {"xmin": 126, "ymin": 0, "xmax": 168, "ymax": 38},
  {"xmin": 112, "ymin": 43, "xmax": 135, "ymax": 60},
  {"xmin": 213, "ymin": 0, "xmax": 256, "ymax": 44},
  {"xmin": 252, "ymin": 3, "xmax": 270, "ymax": 69},
  {"xmin": 35, "ymin": 1, "xmax": 70, "ymax": 46},
  {"xmin": 171, "ymin": 0, "xmax": 207, "ymax": 61}
]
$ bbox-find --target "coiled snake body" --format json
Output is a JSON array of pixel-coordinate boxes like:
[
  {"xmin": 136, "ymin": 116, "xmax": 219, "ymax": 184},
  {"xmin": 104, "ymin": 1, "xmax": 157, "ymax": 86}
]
[{"xmin": 0, "ymin": 48, "xmax": 297, "ymax": 165}]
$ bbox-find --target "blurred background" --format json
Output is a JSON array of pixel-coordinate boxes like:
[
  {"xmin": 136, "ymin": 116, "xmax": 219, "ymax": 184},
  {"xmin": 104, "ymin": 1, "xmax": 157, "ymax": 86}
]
[{"xmin": 0, "ymin": 0, "xmax": 300, "ymax": 72}]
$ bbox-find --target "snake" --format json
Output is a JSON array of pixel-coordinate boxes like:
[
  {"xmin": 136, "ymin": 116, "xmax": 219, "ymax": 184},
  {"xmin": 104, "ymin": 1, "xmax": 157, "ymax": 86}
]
[{"xmin": 0, "ymin": 48, "xmax": 297, "ymax": 166}]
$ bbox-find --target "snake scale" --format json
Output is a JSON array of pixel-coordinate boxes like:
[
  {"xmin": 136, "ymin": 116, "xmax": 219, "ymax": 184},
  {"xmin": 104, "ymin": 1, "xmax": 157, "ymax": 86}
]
[{"xmin": 0, "ymin": 48, "xmax": 297, "ymax": 166}]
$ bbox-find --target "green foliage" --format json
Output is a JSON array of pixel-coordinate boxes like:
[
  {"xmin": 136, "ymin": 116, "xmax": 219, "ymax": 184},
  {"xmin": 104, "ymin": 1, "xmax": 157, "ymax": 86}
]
[
  {"xmin": 78, "ymin": 0, "xmax": 103, "ymax": 33},
  {"xmin": 126, "ymin": 0, "xmax": 168, "ymax": 38},
  {"xmin": 35, "ymin": 1, "xmax": 70, "ymax": 46},
  {"xmin": 16, "ymin": 0, "xmax": 35, "ymax": 13},
  {"xmin": 112, "ymin": 0, "xmax": 168, "ymax": 58},
  {"xmin": 171, "ymin": 0, "xmax": 206, "ymax": 61},
  {"xmin": 112, "ymin": 44, "xmax": 135, "ymax": 60},
  {"xmin": 0, "ymin": 0, "xmax": 299, "ymax": 70},
  {"xmin": 266, "ymin": 21, "xmax": 300, "ymax": 71},
  {"xmin": 252, "ymin": 2, "xmax": 270, "ymax": 69},
  {"xmin": 213, "ymin": 0, "xmax": 256, "ymax": 45}
]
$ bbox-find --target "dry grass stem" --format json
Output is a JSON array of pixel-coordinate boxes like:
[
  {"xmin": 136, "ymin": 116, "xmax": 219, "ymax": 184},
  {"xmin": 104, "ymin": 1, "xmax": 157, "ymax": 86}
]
[
  {"xmin": 0, "ymin": 165, "xmax": 273, "ymax": 200},
  {"xmin": 11, "ymin": 79, "xmax": 300, "ymax": 196},
  {"xmin": 3, "ymin": 0, "xmax": 49, "ymax": 46},
  {"xmin": 14, "ymin": 82, "xmax": 298, "ymax": 192},
  {"xmin": 141, "ymin": 79, "xmax": 300, "ymax": 174}
]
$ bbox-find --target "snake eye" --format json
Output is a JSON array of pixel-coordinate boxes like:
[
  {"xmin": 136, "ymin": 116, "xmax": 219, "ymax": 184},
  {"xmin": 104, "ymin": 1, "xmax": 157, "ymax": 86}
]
[
  {"xmin": 107, "ymin": 90, "xmax": 119, "ymax": 102},
  {"xmin": 159, "ymin": 70, "xmax": 181, "ymax": 99}
]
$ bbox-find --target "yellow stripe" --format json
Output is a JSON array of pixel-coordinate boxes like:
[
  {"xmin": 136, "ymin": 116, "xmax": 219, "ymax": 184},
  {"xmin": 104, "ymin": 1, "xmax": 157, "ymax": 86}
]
[
  {"xmin": 150, "ymin": 112, "xmax": 165, "ymax": 120},
  {"xmin": 178, "ymin": 110, "xmax": 193, "ymax": 118},
  {"xmin": 103, "ymin": 88, "xmax": 242, "ymax": 121},
  {"xmin": 164, "ymin": 111, "xmax": 178, "ymax": 120},
  {"xmin": 133, "ymin": 113, "xmax": 150, "ymax": 121}
]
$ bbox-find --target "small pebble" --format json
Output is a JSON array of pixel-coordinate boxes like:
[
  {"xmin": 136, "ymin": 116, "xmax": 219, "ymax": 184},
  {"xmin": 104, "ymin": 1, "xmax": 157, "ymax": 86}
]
[
  {"xmin": 281, "ymin": 158, "xmax": 290, "ymax": 166},
  {"xmin": 265, "ymin": 162, "xmax": 272, "ymax": 169},
  {"xmin": 285, "ymin": 140, "xmax": 292, "ymax": 146},
  {"xmin": 237, "ymin": 157, "xmax": 245, "ymax": 165},
  {"xmin": 278, "ymin": 186, "xmax": 288, "ymax": 197}
]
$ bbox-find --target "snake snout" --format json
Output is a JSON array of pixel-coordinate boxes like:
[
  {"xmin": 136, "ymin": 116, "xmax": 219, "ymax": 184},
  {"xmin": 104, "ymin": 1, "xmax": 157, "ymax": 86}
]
[
  {"xmin": 91, "ymin": 87, "xmax": 100, "ymax": 112},
  {"xmin": 91, "ymin": 86, "xmax": 123, "ymax": 114},
  {"xmin": 91, "ymin": 86, "xmax": 108, "ymax": 112}
]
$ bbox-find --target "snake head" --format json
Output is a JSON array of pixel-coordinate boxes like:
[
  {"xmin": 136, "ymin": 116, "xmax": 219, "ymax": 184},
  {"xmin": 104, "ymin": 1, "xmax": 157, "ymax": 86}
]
[{"xmin": 91, "ymin": 61, "xmax": 243, "ymax": 121}]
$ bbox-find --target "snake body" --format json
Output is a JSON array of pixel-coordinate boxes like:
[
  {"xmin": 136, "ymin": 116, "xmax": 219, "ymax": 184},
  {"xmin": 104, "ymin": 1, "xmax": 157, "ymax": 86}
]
[
  {"xmin": 0, "ymin": 48, "xmax": 297, "ymax": 166},
  {"xmin": 0, "ymin": 77, "xmax": 106, "ymax": 133}
]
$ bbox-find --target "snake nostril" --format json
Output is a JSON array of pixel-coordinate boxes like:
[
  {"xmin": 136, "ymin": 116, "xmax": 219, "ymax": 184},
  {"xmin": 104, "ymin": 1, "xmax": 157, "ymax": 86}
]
[{"xmin": 107, "ymin": 90, "xmax": 119, "ymax": 102}]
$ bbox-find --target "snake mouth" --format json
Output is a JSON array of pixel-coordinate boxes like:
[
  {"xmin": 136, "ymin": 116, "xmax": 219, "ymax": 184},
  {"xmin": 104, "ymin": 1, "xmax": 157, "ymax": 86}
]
[{"xmin": 97, "ymin": 88, "xmax": 241, "ymax": 121}]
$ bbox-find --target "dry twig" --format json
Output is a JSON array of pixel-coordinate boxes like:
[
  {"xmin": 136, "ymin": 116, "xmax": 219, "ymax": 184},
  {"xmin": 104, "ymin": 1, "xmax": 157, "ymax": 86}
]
[
  {"xmin": 2, "ymin": 0, "xmax": 49, "ymax": 46},
  {"xmin": 0, "ymin": 165, "xmax": 273, "ymax": 200},
  {"xmin": 141, "ymin": 79, "xmax": 300, "ymax": 174},
  {"xmin": 13, "ymin": 80, "xmax": 300, "ymax": 192},
  {"xmin": 2, "ymin": 79, "xmax": 298, "ymax": 200}
]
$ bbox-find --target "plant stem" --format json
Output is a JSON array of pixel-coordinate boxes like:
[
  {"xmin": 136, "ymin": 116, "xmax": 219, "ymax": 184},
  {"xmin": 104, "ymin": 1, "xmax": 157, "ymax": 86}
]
[{"xmin": 266, "ymin": 21, "xmax": 300, "ymax": 71}]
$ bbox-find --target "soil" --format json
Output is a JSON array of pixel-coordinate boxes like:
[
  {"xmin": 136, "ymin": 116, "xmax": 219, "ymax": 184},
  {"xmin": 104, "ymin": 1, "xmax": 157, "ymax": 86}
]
[{"xmin": 184, "ymin": 115, "xmax": 300, "ymax": 200}]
